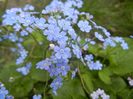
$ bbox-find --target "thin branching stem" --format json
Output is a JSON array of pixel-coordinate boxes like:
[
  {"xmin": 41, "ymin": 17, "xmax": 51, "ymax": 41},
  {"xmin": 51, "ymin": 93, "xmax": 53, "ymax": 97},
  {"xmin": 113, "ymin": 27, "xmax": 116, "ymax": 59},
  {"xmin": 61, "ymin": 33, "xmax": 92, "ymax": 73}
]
[{"xmin": 77, "ymin": 66, "xmax": 90, "ymax": 95}]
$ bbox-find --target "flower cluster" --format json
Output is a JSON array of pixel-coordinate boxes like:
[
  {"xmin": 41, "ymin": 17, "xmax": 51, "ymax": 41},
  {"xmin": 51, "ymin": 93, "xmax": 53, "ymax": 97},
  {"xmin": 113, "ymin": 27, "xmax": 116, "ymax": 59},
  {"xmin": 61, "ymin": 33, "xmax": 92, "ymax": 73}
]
[
  {"xmin": 78, "ymin": 20, "xmax": 92, "ymax": 33},
  {"xmin": 90, "ymin": 88, "xmax": 110, "ymax": 99},
  {"xmin": 84, "ymin": 54, "xmax": 103, "ymax": 70},
  {"xmin": 0, "ymin": 82, "xmax": 13, "ymax": 99},
  {"xmin": 16, "ymin": 43, "xmax": 28, "ymax": 65},
  {"xmin": 0, "ymin": 0, "xmax": 129, "ymax": 95},
  {"xmin": 16, "ymin": 62, "xmax": 32, "ymax": 75}
]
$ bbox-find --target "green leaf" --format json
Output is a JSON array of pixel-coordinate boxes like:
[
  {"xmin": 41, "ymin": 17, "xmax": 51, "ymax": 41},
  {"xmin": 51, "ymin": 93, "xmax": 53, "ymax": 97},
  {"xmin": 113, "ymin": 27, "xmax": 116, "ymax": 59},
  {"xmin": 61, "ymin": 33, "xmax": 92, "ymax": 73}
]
[
  {"xmin": 108, "ymin": 38, "xmax": 133, "ymax": 75},
  {"xmin": 81, "ymin": 72, "xmax": 94, "ymax": 92},
  {"xmin": 98, "ymin": 68, "xmax": 112, "ymax": 84},
  {"xmin": 127, "ymin": 89, "xmax": 133, "ymax": 99},
  {"xmin": 0, "ymin": 62, "xmax": 20, "ymax": 82},
  {"xmin": 52, "ymin": 79, "xmax": 87, "ymax": 99},
  {"xmin": 118, "ymin": 89, "xmax": 131, "ymax": 99},
  {"xmin": 110, "ymin": 77, "xmax": 127, "ymax": 93},
  {"xmin": 93, "ymin": 76, "xmax": 127, "ymax": 98},
  {"xmin": 76, "ymin": 62, "xmax": 94, "ymax": 92},
  {"xmin": 89, "ymin": 38, "xmax": 133, "ymax": 75},
  {"xmin": 31, "ymin": 69, "xmax": 50, "ymax": 82},
  {"xmin": 6, "ymin": 76, "xmax": 34, "ymax": 98}
]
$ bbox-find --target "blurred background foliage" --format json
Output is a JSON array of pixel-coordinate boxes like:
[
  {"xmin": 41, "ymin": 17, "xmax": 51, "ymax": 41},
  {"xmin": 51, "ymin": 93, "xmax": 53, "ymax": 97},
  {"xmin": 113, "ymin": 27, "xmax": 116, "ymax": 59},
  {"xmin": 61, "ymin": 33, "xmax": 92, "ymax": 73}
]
[{"xmin": 0, "ymin": 0, "xmax": 133, "ymax": 36}]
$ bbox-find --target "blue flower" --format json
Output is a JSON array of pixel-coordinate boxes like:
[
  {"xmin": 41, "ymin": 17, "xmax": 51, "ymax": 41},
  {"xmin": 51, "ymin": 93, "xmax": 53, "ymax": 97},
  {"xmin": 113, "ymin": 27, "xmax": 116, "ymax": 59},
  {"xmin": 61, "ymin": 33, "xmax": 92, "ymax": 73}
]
[
  {"xmin": 84, "ymin": 54, "xmax": 94, "ymax": 62},
  {"xmin": 95, "ymin": 26, "xmax": 111, "ymax": 37},
  {"xmin": 50, "ymin": 77, "xmax": 63, "ymax": 95},
  {"xmin": 130, "ymin": 35, "xmax": 133, "ymax": 38},
  {"xmin": 71, "ymin": 68, "xmax": 78, "ymax": 79},
  {"xmin": 78, "ymin": 20, "xmax": 92, "ymax": 33},
  {"xmin": 16, "ymin": 57, "xmax": 24, "ymax": 65},
  {"xmin": 72, "ymin": 44, "xmax": 82, "ymax": 59},
  {"xmin": 42, "ymin": 0, "xmax": 63, "ymax": 14},
  {"xmin": 0, "ymin": 82, "xmax": 13, "ymax": 99},
  {"xmin": 56, "ymin": 59, "xmax": 70, "ymax": 76},
  {"xmin": 83, "ymin": 44, "xmax": 88, "ymax": 50},
  {"xmin": 72, "ymin": 0, "xmax": 83, "ymax": 8},
  {"xmin": 48, "ymin": 65, "xmax": 59, "ymax": 77},
  {"xmin": 0, "ymin": 87, "xmax": 8, "ymax": 99},
  {"xmin": 16, "ymin": 46, "xmax": 28, "ymax": 65},
  {"xmin": 68, "ymin": 28, "xmax": 77, "ymax": 40},
  {"xmin": 63, "ymin": 8, "xmax": 79, "ymax": 23},
  {"xmin": 55, "ymin": 31, "xmax": 68, "ymax": 45},
  {"xmin": 34, "ymin": 18, "xmax": 46, "ymax": 30},
  {"xmin": 54, "ymin": 46, "xmax": 71, "ymax": 59},
  {"xmin": 25, "ymin": 27, "xmax": 33, "ymax": 33},
  {"xmin": 85, "ymin": 55, "xmax": 103, "ymax": 70},
  {"xmin": 16, "ymin": 62, "xmax": 32, "ymax": 75},
  {"xmin": 8, "ymin": 33, "xmax": 18, "ymax": 42},
  {"xmin": 22, "ymin": 16, "xmax": 35, "ymax": 26},
  {"xmin": 103, "ymin": 38, "xmax": 116, "ymax": 49},
  {"xmin": 112, "ymin": 37, "xmax": 128, "ymax": 50},
  {"xmin": 36, "ymin": 58, "xmax": 51, "ymax": 70},
  {"xmin": 95, "ymin": 32, "xmax": 105, "ymax": 41},
  {"xmin": 3, "ymin": 12, "xmax": 18, "ymax": 25},
  {"xmin": 44, "ymin": 25, "xmax": 60, "ymax": 41},
  {"xmin": 121, "ymin": 41, "xmax": 128, "ymax": 50},
  {"xmin": 20, "ymin": 30, "xmax": 29, "ymax": 36},
  {"xmin": 58, "ymin": 19, "xmax": 71, "ymax": 31},
  {"xmin": 42, "ymin": 56, "xmax": 69, "ymax": 77},
  {"xmin": 89, "ymin": 61, "xmax": 103, "ymax": 70},
  {"xmin": 33, "ymin": 94, "xmax": 42, "ymax": 99},
  {"xmin": 90, "ymin": 88, "xmax": 110, "ymax": 99},
  {"xmin": 13, "ymin": 24, "xmax": 21, "ymax": 31}
]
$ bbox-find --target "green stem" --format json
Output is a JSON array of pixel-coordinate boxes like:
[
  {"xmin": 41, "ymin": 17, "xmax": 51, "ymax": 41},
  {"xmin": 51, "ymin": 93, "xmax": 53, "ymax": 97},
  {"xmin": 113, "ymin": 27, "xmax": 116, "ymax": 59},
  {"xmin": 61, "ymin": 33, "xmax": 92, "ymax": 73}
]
[
  {"xmin": 30, "ymin": 33, "xmax": 40, "ymax": 46},
  {"xmin": 77, "ymin": 66, "xmax": 90, "ymax": 95},
  {"xmin": 43, "ymin": 46, "xmax": 48, "ymax": 58}
]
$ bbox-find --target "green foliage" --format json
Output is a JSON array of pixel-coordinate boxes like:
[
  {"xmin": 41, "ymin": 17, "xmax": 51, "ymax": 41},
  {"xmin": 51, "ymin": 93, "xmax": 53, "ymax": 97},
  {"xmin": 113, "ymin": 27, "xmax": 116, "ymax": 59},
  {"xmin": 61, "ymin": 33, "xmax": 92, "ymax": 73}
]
[
  {"xmin": 79, "ymin": 66, "xmax": 94, "ymax": 93},
  {"xmin": 89, "ymin": 38, "xmax": 133, "ymax": 75},
  {"xmin": 108, "ymin": 38, "xmax": 133, "ymax": 75},
  {"xmin": 81, "ymin": 0, "xmax": 133, "ymax": 36},
  {"xmin": 87, "ymin": 38, "xmax": 133, "ymax": 98},
  {"xmin": 0, "ymin": 0, "xmax": 133, "ymax": 98},
  {"xmin": 81, "ymin": 72, "xmax": 94, "ymax": 92},
  {"xmin": 1, "ymin": 37, "xmax": 133, "ymax": 98},
  {"xmin": 98, "ymin": 68, "xmax": 112, "ymax": 84},
  {"xmin": 52, "ymin": 79, "xmax": 87, "ymax": 99},
  {"xmin": 31, "ymin": 69, "xmax": 50, "ymax": 82}
]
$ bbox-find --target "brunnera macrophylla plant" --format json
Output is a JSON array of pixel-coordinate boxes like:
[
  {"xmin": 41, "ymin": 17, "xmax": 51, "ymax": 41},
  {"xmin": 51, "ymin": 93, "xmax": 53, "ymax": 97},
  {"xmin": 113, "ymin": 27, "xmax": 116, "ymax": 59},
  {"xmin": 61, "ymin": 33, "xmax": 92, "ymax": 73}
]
[{"xmin": 0, "ymin": 0, "xmax": 129, "ymax": 98}]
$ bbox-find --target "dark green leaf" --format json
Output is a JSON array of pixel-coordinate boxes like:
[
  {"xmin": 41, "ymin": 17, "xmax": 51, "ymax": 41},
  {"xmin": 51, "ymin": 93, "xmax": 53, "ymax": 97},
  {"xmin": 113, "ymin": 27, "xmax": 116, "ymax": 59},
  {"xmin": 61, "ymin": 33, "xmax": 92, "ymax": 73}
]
[
  {"xmin": 31, "ymin": 69, "xmax": 50, "ymax": 82},
  {"xmin": 52, "ymin": 79, "xmax": 87, "ymax": 99}
]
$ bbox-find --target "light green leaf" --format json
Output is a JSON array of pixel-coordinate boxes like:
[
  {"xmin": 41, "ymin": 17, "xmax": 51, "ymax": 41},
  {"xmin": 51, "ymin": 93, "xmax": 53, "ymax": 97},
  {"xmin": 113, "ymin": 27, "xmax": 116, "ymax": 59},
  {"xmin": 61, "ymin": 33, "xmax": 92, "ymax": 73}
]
[
  {"xmin": 108, "ymin": 38, "xmax": 133, "ymax": 75},
  {"xmin": 98, "ymin": 68, "xmax": 112, "ymax": 84},
  {"xmin": 81, "ymin": 72, "xmax": 94, "ymax": 92}
]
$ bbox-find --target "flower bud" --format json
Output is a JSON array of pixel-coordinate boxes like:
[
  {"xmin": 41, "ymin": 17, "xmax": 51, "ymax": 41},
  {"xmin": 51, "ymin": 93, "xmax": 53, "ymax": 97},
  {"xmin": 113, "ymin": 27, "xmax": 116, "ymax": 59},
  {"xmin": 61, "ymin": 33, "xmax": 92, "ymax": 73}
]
[{"xmin": 49, "ymin": 44, "xmax": 55, "ymax": 50}]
